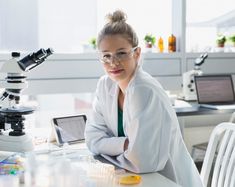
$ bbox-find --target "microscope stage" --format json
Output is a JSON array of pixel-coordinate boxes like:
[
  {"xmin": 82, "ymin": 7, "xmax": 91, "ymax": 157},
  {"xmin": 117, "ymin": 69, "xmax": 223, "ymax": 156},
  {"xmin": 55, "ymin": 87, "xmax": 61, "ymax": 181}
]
[{"xmin": 0, "ymin": 107, "xmax": 34, "ymax": 115}]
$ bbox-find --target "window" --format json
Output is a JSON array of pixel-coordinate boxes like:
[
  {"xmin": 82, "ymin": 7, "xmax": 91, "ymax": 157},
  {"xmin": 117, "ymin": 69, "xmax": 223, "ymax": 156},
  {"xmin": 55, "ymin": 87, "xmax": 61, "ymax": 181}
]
[
  {"xmin": 186, "ymin": 0, "xmax": 235, "ymax": 52},
  {"xmin": 38, "ymin": 0, "xmax": 97, "ymax": 53},
  {"xmin": 0, "ymin": 0, "xmax": 39, "ymax": 52},
  {"xmin": 25, "ymin": 93, "xmax": 94, "ymax": 128},
  {"xmin": 0, "ymin": 0, "xmax": 97, "ymax": 53},
  {"xmin": 97, "ymin": 0, "xmax": 172, "ymax": 50},
  {"xmin": 0, "ymin": 0, "xmax": 172, "ymax": 53}
]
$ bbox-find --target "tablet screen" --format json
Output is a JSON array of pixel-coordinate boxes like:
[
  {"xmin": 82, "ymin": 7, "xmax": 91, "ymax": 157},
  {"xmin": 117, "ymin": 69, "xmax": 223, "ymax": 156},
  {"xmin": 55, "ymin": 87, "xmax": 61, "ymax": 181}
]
[{"xmin": 53, "ymin": 115, "xmax": 86, "ymax": 145}]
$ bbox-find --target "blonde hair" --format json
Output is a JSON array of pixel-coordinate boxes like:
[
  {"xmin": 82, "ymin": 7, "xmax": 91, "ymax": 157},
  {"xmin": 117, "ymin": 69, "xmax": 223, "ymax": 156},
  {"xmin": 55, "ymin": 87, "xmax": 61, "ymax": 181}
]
[{"xmin": 97, "ymin": 10, "xmax": 138, "ymax": 48}]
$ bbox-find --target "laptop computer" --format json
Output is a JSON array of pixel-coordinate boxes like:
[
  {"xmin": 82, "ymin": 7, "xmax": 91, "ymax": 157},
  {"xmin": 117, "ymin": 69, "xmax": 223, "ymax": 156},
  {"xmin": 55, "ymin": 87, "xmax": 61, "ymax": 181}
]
[{"xmin": 194, "ymin": 74, "xmax": 235, "ymax": 109}]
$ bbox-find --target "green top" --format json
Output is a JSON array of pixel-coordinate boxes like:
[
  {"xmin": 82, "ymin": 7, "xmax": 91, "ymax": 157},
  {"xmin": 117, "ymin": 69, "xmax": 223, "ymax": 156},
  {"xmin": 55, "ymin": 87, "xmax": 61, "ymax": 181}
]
[{"xmin": 118, "ymin": 107, "xmax": 125, "ymax": 137}]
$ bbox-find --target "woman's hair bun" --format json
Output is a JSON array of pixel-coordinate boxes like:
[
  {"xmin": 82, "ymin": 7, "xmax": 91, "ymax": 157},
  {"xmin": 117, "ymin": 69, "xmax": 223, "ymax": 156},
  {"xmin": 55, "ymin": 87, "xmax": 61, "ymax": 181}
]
[{"xmin": 106, "ymin": 10, "xmax": 127, "ymax": 23}]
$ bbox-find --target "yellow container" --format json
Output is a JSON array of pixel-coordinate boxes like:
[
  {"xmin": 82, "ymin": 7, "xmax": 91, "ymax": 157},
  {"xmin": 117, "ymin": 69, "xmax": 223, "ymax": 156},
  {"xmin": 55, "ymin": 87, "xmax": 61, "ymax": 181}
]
[
  {"xmin": 168, "ymin": 34, "xmax": 176, "ymax": 52},
  {"xmin": 158, "ymin": 37, "xmax": 164, "ymax": 53}
]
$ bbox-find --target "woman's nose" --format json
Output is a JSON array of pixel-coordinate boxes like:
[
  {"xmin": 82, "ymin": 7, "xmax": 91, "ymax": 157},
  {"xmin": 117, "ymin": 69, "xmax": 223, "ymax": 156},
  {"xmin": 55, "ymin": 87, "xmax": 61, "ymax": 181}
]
[{"xmin": 109, "ymin": 56, "xmax": 120, "ymax": 66}]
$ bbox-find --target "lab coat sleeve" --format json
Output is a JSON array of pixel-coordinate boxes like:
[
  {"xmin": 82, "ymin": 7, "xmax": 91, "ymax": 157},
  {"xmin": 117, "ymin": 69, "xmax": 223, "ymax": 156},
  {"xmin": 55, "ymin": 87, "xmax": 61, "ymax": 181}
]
[
  {"xmin": 85, "ymin": 79, "xmax": 126, "ymax": 156},
  {"xmin": 117, "ymin": 85, "xmax": 173, "ymax": 173}
]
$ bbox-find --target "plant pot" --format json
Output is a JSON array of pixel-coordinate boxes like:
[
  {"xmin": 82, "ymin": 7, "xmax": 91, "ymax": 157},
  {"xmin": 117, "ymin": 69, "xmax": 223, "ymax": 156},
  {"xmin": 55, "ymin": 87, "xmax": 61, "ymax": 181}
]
[
  {"xmin": 217, "ymin": 43, "xmax": 225, "ymax": 48},
  {"xmin": 145, "ymin": 43, "xmax": 153, "ymax": 48}
]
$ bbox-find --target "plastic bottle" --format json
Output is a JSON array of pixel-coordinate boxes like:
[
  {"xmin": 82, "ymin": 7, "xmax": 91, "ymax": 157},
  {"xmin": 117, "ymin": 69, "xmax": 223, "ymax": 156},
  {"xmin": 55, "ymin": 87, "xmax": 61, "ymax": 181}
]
[
  {"xmin": 168, "ymin": 34, "xmax": 176, "ymax": 52},
  {"xmin": 158, "ymin": 37, "xmax": 164, "ymax": 53}
]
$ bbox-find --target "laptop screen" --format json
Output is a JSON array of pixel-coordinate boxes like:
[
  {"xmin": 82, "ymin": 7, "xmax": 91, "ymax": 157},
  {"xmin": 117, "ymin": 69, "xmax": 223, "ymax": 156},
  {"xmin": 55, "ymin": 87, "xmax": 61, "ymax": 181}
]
[{"xmin": 195, "ymin": 75, "xmax": 235, "ymax": 104}]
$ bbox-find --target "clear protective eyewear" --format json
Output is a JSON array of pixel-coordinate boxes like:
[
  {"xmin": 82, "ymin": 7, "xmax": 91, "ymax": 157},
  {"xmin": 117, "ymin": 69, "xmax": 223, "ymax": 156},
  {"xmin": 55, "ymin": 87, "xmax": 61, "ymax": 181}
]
[{"xmin": 99, "ymin": 46, "xmax": 138, "ymax": 65}]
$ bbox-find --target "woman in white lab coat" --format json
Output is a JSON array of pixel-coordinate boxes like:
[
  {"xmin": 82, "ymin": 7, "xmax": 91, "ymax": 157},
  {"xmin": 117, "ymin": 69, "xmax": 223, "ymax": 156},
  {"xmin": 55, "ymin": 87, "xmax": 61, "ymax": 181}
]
[{"xmin": 85, "ymin": 10, "xmax": 203, "ymax": 187}]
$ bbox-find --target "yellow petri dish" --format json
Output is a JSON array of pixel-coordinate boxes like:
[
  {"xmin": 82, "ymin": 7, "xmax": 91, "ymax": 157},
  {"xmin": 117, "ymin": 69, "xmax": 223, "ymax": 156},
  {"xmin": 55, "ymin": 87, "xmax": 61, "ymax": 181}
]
[{"xmin": 119, "ymin": 175, "xmax": 141, "ymax": 185}]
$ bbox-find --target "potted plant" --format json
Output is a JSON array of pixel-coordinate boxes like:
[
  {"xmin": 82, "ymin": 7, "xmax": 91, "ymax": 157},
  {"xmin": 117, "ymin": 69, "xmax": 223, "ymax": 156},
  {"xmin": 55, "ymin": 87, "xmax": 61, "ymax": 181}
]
[
  {"xmin": 144, "ymin": 34, "xmax": 156, "ymax": 48},
  {"xmin": 83, "ymin": 37, "xmax": 97, "ymax": 53},
  {"xmin": 216, "ymin": 35, "xmax": 226, "ymax": 48},
  {"xmin": 89, "ymin": 37, "xmax": 97, "ymax": 50},
  {"xmin": 229, "ymin": 34, "xmax": 235, "ymax": 47}
]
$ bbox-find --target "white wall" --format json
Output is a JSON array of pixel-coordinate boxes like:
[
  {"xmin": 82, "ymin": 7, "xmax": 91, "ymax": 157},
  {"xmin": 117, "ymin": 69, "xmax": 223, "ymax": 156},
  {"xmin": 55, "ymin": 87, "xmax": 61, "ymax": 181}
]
[{"xmin": 0, "ymin": 0, "xmax": 38, "ymax": 51}]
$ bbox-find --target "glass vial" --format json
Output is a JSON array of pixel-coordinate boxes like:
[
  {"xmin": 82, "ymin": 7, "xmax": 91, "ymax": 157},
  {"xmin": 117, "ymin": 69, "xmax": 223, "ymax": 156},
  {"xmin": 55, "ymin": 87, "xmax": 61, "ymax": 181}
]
[
  {"xmin": 158, "ymin": 37, "xmax": 164, "ymax": 53},
  {"xmin": 168, "ymin": 34, "xmax": 176, "ymax": 52}
]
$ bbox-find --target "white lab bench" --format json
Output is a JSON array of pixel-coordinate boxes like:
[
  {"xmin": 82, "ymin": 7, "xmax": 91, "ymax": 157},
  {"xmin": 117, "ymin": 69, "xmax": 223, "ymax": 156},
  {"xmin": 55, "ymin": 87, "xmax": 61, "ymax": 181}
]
[{"xmin": 0, "ymin": 142, "xmax": 181, "ymax": 187}]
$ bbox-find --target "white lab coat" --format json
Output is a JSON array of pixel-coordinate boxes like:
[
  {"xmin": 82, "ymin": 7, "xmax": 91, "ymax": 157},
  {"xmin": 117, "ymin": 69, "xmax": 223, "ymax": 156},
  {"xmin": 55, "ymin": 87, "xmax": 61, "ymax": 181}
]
[{"xmin": 85, "ymin": 66, "xmax": 203, "ymax": 187}]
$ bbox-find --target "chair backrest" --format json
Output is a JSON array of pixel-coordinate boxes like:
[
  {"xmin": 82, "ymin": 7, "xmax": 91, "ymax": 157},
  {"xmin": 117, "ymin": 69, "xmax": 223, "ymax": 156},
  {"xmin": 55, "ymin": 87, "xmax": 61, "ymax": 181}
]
[
  {"xmin": 200, "ymin": 122, "xmax": 235, "ymax": 187},
  {"xmin": 229, "ymin": 111, "xmax": 235, "ymax": 123}
]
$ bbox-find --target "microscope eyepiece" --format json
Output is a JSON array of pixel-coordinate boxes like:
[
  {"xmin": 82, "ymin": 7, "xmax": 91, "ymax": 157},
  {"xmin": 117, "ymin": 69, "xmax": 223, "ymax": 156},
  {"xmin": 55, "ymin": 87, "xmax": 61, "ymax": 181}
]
[
  {"xmin": 46, "ymin": 48, "xmax": 54, "ymax": 56},
  {"xmin": 34, "ymin": 49, "xmax": 47, "ymax": 59},
  {"xmin": 194, "ymin": 52, "xmax": 208, "ymax": 68},
  {"xmin": 17, "ymin": 48, "xmax": 53, "ymax": 71}
]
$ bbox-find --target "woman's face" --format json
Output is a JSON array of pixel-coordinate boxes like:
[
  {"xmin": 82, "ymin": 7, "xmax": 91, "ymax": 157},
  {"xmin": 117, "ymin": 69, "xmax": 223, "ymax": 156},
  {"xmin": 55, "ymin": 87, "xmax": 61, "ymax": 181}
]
[{"xmin": 98, "ymin": 35, "xmax": 141, "ymax": 86}]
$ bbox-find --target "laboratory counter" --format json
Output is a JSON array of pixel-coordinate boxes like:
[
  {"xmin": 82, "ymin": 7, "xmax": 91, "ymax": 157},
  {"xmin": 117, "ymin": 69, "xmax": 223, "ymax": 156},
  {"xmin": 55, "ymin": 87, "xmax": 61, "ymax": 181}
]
[
  {"xmin": 174, "ymin": 99, "xmax": 235, "ymax": 117},
  {"xmin": 0, "ymin": 143, "xmax": 182, "ymax": 187}
]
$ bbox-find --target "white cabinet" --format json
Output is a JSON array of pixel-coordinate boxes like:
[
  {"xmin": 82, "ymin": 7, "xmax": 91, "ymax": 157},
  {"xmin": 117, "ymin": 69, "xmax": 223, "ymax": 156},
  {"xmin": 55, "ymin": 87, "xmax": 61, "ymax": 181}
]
[
  {"xmin": 186, "ymin": 53, "xmax": 235, "ymax": 74},
  {"xmin": 0, "ymin": 52, "xmax": 235, "ymax": 94}
]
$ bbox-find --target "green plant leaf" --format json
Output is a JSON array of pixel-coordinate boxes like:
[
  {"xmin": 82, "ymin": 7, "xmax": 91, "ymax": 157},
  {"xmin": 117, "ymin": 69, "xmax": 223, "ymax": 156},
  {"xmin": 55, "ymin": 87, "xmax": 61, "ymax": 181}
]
[{"xmin": 144, "ymin": 34, "xmax": 156, "ymax": 45}]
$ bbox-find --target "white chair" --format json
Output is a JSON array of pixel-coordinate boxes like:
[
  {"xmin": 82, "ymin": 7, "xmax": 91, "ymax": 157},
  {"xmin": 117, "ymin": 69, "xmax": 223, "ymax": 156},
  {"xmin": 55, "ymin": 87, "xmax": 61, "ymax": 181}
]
[
  {"xmin": 230, "ymin": 111, "xmax": 235, "ymax": 123},
  {"xmin": 200, "ymin": 122, "xmax": 235, "ymax": 187},
  {"xmin": 191, "ymin": 111, "xmax": 235, "ymax": 162}
]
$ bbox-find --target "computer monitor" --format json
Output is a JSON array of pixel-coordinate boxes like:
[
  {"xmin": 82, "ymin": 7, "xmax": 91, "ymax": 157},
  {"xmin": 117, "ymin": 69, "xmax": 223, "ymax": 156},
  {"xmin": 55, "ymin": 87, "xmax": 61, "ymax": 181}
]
[{"xmin": 195, "ymin": 74, "xmax": 235, "ymax": 104}]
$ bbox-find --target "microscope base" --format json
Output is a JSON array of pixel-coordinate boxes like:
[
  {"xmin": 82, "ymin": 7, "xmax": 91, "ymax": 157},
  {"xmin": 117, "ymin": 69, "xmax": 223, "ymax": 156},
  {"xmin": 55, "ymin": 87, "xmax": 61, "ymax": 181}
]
[{"xmin": 0, "ymin": 134, "xmax": 34, "ymax": 152}]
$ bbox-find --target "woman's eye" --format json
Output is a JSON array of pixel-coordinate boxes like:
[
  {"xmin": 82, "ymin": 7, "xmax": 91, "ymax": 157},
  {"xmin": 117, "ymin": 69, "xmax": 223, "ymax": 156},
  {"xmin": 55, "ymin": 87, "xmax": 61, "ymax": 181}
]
[
  {"xmin": 116, "ymin": 51, "xmax": 127, "ymax": 57},
  {"xmin": 117, "ymin": 51, "xmax": 127, "ymax": 55},
  {"xmin": 103, "ymin": 54, "xmax": 111, "ymax": 59}
]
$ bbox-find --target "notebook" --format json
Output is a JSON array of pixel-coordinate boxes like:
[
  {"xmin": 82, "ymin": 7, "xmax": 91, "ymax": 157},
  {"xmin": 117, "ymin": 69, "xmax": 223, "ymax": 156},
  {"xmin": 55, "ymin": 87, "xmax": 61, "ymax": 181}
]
[{"xmin": 194, "ymin": 74, "xmax": 235, "ymax": 109}]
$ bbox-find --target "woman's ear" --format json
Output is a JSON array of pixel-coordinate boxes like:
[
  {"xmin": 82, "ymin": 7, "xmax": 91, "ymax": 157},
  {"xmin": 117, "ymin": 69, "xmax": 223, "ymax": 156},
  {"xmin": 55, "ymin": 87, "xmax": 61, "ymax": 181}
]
[{"xmin": 135, "ymin": 47, "xmax": 141, "ymax": 61}]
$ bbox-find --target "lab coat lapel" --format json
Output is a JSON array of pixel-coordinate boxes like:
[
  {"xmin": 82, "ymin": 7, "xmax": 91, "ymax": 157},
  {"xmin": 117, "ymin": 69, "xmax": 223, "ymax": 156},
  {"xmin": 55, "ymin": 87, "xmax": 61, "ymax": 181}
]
[{"xmin": 108, "ymin": 82, "xmax": 119, "ymax": 136}]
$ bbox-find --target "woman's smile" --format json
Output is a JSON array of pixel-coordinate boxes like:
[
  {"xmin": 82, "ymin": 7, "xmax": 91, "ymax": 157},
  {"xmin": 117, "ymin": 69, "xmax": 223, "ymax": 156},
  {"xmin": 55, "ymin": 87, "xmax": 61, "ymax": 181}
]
[{"xmin": 109, "ymin": 68, "xmax": 124, "ymax": 75}]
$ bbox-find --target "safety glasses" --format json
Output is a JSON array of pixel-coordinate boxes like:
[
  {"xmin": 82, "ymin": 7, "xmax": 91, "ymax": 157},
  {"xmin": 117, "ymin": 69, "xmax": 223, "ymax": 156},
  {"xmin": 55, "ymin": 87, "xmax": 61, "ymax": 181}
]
[{"xmin": 99, "ymin": 46, "xmax": 138, "ymax": 65}]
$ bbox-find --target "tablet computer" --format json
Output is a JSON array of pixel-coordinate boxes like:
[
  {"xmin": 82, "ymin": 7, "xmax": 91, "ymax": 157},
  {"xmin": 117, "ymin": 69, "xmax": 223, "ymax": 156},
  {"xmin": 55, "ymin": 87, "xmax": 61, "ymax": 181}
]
[{"xmin": 51, "ymin": 114, "xmax": 87, "ymax": 145}]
